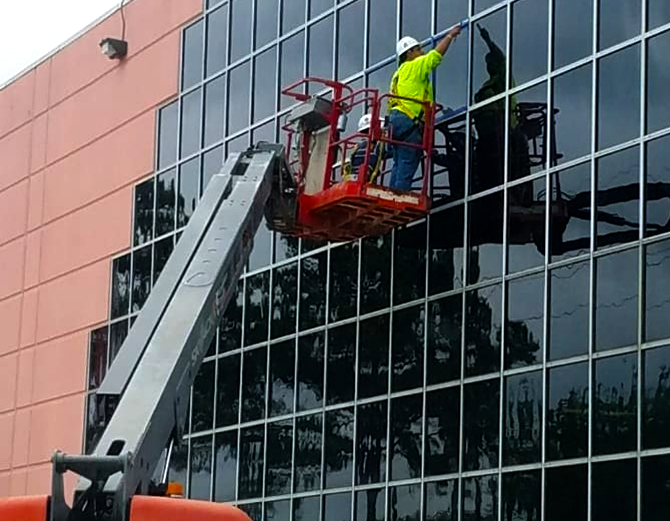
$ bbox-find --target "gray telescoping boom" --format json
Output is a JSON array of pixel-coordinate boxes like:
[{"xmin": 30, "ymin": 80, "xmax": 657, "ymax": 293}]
[{"xmin": 48, "ymin": 143, "xmax": 293, "ymax": 521}]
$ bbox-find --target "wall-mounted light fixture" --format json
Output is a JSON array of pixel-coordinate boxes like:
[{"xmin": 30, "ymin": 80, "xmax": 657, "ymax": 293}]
[{"xmin": 99, "ymin": 0, "xmax": 129, "ymax": 60}]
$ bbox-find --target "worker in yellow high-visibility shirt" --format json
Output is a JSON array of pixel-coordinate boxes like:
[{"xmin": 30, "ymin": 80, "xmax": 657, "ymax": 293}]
[{"xmin": 388, "ymin": 25, "xmax": 462, "ymax": 191}]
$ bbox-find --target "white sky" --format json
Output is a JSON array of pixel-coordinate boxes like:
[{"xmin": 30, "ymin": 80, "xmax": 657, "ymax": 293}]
[{"xmin": 0, "ymin": 0, "xmax": 120, "ymax": 85}]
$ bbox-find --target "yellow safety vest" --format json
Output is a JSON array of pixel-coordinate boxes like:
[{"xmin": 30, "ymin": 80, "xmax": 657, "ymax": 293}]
[{"xmin": 389, "ymin": 49, "xmax": 443, "ymax": 120}]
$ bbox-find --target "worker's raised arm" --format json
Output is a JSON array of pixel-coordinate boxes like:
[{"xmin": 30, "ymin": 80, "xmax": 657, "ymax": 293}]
[{"xmin": 435, "ymin": 25, "xmax": 462, "ymax": 56}]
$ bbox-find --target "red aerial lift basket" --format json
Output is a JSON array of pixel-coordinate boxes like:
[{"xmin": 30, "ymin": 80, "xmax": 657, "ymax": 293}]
[{"xmin": 279, "ymin": 77, "xmax": 439, "ymax": 242}]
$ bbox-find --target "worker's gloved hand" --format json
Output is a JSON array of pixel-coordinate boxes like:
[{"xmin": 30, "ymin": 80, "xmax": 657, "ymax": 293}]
[{"xmin": 478, "ymin": 25, "xmax": 491, "ymax": 44}]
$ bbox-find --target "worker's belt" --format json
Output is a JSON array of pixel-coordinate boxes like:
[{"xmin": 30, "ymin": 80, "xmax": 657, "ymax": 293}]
[{"xmin": 390, "ymin": 108, "xmax": 424, "ymax": 142}]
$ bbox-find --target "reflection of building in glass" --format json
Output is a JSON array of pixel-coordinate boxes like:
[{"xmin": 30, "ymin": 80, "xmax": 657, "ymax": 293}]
[{"xmin": 82, "ymin": 0, "xmax": 670, "ymax": 520}]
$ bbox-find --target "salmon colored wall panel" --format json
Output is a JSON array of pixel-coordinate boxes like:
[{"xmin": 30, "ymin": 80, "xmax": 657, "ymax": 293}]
[
  {"xmin": 11, "ymin": 409, "xmax": 31, "ymax": 468},
  {"xmin": 0, "ymin": 72, "xmax": 34, "ymax": 138},
  {"xmin": 40, "ymin": 189, "xmax": 131, "ymax": 282},
  {"xmin": 23, "ymin": 232, "xmax": 41, "ymax": 291},
  {"xmin": 15, "ymin": 349, "xmax": 34, "ymax": 409},
  {"xmin": 0, "ymin": 472, "xmax": 9, "ymax": 498},
  {"xmin": 0, "ymin": 354, "xmax": 18, "ymax": 414},
  {"xmin": 20, "ymin": 289, "xmax": 39, "ymax": 349},
  {"xmin": 29, "ymin": 115, "xmax": 48, "ymax": 175},
  {"xmin": 27, "ymin": 173, "xmax": 44, "ymax": 232},
  {"xmin": 0, "ymin": 180, "xmax": 29, "ymax": 246},
  {"xmin": 0, "ymin": 295, "xmax": 21, "ymax": 357},
  {"xmin": 43, "ymin": 112, "xmax": 155, "ymax": 223},
  {"xmin": 25, "ymin": 465, "xmax": 51, "ymax": 497},
  {"xmin": 32, "ymin": 62, "xmax": 51, "ymax": 117},
  {"xmin": 0, "ymin": 239, "xmax": 25, "ymax": 301},
  {"xmin": 0, "ymin": 413, "xmax": 14, "ymax": 470},
  {"xmin": 9, "ymin": 468, "xmax": 26, "ymax": 497},
  {"xmin": 0, "ymin": 125, "xmax": 31, "ymax": 192},
  {"xmin": 32, "ymin": 332, "xmax": 87, "ymax": 404},
  {"xmin": 46, "ymin": 32, "xmax": 181, "ymax": 164},
  {"xmin": 36, "ymin": 260, "xmax": 109, "ymax": 343},
  {"xmin": 28, "ymin": 394, "xmax": 84, "ymax": 465}
]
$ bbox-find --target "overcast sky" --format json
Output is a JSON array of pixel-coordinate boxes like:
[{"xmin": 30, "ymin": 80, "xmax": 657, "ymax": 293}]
[{"xmin": 0, "ymin": 0, "xmax": 120, "ymax": 85}]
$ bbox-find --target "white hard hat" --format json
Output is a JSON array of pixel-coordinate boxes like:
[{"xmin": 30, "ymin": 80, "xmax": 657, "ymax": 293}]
[
  {"xmin": 357, "ymin": 113, "xmax": 384, "ymax": 132},
  {"xmin": 397, "ymin": 36, "xmax": 420, "ymax": 57}
]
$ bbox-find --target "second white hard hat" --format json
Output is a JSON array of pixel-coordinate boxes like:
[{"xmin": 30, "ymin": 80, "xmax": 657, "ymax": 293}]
[
  {"xmin": 357, "ymin": 114, "xmax": 385, "ymax": 132},
  {"xmin": 396, "ymin": 36, "xmax": 420, "ymax": 57}
]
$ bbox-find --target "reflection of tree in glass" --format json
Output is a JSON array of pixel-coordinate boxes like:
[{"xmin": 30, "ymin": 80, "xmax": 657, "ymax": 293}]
[{"xmin": 547, "ymin": 381, "xmax": 588, "ymax": 460}]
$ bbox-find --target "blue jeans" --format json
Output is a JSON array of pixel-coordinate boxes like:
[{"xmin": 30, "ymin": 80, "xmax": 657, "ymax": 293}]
[{"xmin": 389, "ymin": 110, "xmax": 423, "ymax": 191}]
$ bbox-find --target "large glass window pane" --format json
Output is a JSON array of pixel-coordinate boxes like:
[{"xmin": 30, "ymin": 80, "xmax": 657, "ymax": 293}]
[
  {"xmin": 553, "ymin": 0, "xmax": 593, "ymax": 69},
  {"xmin": 394, "ymin": 221, "xmax": 426, "ymax": 305},
  {"xmin": 228, "ymin": 61, "xmax": 251, "ymax": 134},
  {"xmin": 502, "ymin": 471, "xmax": 540, "ymax": 521},
  {"xmin": 230, "ymin": 0, "xmax": 252, "ymax": 62},
  {"xmin": 282, "ymin": 0, "xmax": 306, "ymax": 34},
  {"xmin": 327, "ymin": 324, "xmax": 355, "ymax": 405},
  {"xmin": 361, "ymin": 234, "xmax": 392, "ymax": 313},
  {"xmin": 547, "ymin": 362, "xmax": 588, "ymax": 460},
  {"xmin": 425, "ymin": 480, "xmax": 457, "ymax": 521},
  {"xmin": 509, "ymin": 82, "xmax": 547, "ymax": 183},
  {"xmin": 216, "ymin": 353, "xmax": 240, "ymax": 427},
  {"xmin": 646, "ymin": 240, "xmax": 670, "ymax": 342},
  {"xmin": 189, "ymin": 436, "xmax": 212, "ymax": 500},
  {"xmin": 88, "ymin": 327, "xmax": 108, "ymax": 390},
  {"xmin": 280, "ymin": 32, "xmax": 305, "ymax": 109},
  {"xmin": 240, "ymin": 504, "xmax": 263, "ymax": 521},
  {"xmin": 511, "ymin": 0, "xmax": 548, "ymax": 85},
  {"xmin": 308, "ymin": 15, "xmax": 334, "ymax": 79},
  {"xmin": 269, "ymin": 340, "xmax": 294, "ymax": 417},
  {"xmin": 391, "ymin": 305, "xmax": 424, "ymax": 393},
  {"xmin": 593, "ymin": 353, "xmax": 638, "ymax": 455},
  {"xmin": 428, "ymin": 206, "xmax": 465, "ymax": 293},
  {"xmin": 131, "ymin": 245, "xmax": 151, "ymax": 313},
  {"xmin": 356, "ymin": 401, "xmax": 387, "ymax": 485},
  {"xmin": 463, "ymin": 475, "xmax": 497, "ymax": 521},
  {"xmin": 642, "ymin": 455, "xmax": 670, "ymax": 519},
  {"xmin": 244, "ymin": 271, "xmax": 270, "ymax": 346},
  {"xmin": 647, "ymin": 30, "xmax": 670, "ymax": 133},
  {"xmin": 295, "ymin": 413, "xmax": 322, "ymax": 492},
  {"xmin": 294, "ymin": 496, "xmax": 320, "ymax": 521},
  {"xmin": 220, "ymin": 281, "xmax": 243, "ymax": 353},
  {"xmin": 648, "ymin": 0, "xmax": 670, "ymax": 29},
  {"xmin": 463, "ymin": 379, "xmax": 500, "ymax": 471},
  {"xmin": 158, "ymin": 102, "xmax": 178, "ymax": 169},
  {"xmin": 427, "ymin": 294, "xmax": 462, "ymax": 385},
  {"xmin": 213, "ymin": 430, "xmax": 237, "ymax": 502},
  {"xmin": 253, "ymin": 47, "xmax": 277, "ymax": 122},
  {"xmin": 202, "ymin": 144, "xmax": 223, "ymax": 193},
  {"xmin": 507, "ymin": 178, "xmax": 546, "ymax": 274},
  {"xmin": 552, "ymin": 64, "xmax": 592, "ymax": 164},
  {"xmin": 192, "ymin": 361, "xmax": 215, "ymax": 433},
  {"xmin": 310, "ymin": 0, "xmax": 332, "ymax": 18},
  {"xmin": 400, "ymin": 0, "xmax": 429, "ymax": 41},
  {"xmin": 324, "ymin": 408, "xmax": 354, "ymax": 488},
  {"xmin": 241, "ymin": 347, "xmax": 267, "ymax": 422},
  {"xmin": 355, "ymin": 488, "xmax": 385, "ymax": 521},
  {"xmin": 266, "ymin": 420, "xmax": 293, "ymax": 495},
  {"xmin": 267, "ymin": 500, "xmax": 290, "ymax": 521},
  {"xmin": 596, "ymin": 146, "xmax": 640, "ymax": 249},
  {"xmin": 248, "ymin": 221, "xmax": 273, "ymax": 272},
  {"xmin": 425, "ymin": 388, "xmax": 460, "ymax": 476},
  {"xmin": 183, "ymin": 20, "xmax": 204, "ymax": 89},
  {"xmin": 468, "ymin": 192, "xmax": 504, "ymax": 284},
  {"xmin": 506, "ymin": 275, "xmax": 543, "ymax": 369},
  {"xmin": 256, "ymin": 0, "xmax": 279, "ymax": 49},
  {"xmin": 465, "ymin": 284, "xmax": 502, "ymax": 377},
  {"xmin": 434, "ymin": 29, "xmax": 468, "ymax": 115},
  {"xmin": 646, "ymin": 135, "xmax": 670, "ymax": 238},
  {"xmin": 153, "ymin": 236, "xmax": 174, "ymax": 284},
  {"xmin": 388, "ymin": 484, "xmax": 420, "ymax": 521},
  {"xmin": 109, "ymin": 320, "xmax": 128, "ymax": 365},
  {"xmin": 300, "ymin": 252, "xmax": 327, "ymax": 330},
  {"xmin": 545, "ymin": 465, "xmax": 587, "ymax": 521},
  {"xmin": 204, "ymin": 76, "xmax": 225, "ymax": 147},
  {"xmin": 643, "ymin": 345, "xmax": 670, "ymax": 449},
  {"xmin": 597, "ymin": 44, "xmax": 640, "ymax": 150},
  {"xmin": 437, "ymin": 0, "xmax": 467, "ymax": 32},
  {"xmin": 180, "ymin": 89, "xmax": 202, "ymax": 159},
  {"xmin": 178, "ymin": 157, "xmax": 199, "ymax": 228},
  {"xmin": 471, "ymin": 7, "xmax": 507, "ymax": 104},
  {"xmin": 358, "ymin": 314, "xmax": 389, "ymax": 399},
  {"xmin": 239, "ymin": 426, "xmax": 264, "ymax": 499},
  {"xmin": 475, "ymin": 0, "xmax": 502, "ymax": 15},
  {"xmin": 206, "ymin": 5, "xmax": 228, "ymax": 77},
  {"xmin": 297, "ymin": 332, "xmax": 325, "ymax": 411},
  {"xmin": 337, "ymin": 0, "xmax": 364, "ymax": 79},
  {"xmin": 272, "ymin": 262, "xmax": 298, "ymax": 339},
  {"xmin": 324, "ymin": 493, "xmax": 352, "ymax": 521},
  {"xmin": 549, "ymin": 261, "xmax": 589, "ymax": 361},
  {"xmin": 503, "ymin": 371, "xmax": 542, "ymax": 465},
  {"xmin": 599, "ymin": 0, "xmax": 641, "ymax": 50},
  {"xmin": 595, "ymin": 249, "xmax": 638, "ymax": 352},
  {"xmin": 134, "ymin": 178, "xmax": 154, "ymax": 246},
  {"xmin": 592, "ymin": 459, "xmax": 637, "ymax": 521},
  {"xmin": 329, "ymin": 243, "xmax": 359, "ymax": 322},
  {"xmin": 390, "ymin": 394, "xmax": 422, "ymax": 481}
]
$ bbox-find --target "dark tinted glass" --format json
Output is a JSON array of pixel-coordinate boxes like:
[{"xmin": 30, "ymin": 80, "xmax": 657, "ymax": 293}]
[
  {"xmin": 192, "ymin": 362, "xmax": 215, "ymax": 432},
  {"xmin": 355, "ymin": 488, "xmax": 385, "ymax": 521},
  {"xmin": 599, "ymin": 0, "xmax": 641, "ymax": 50},
  {"xmin": 280, "ymin": 32, "xmax": 304, "ymax": 109},
  {"xmin": 646, "ymin": 135, "xmax": 670, "ymax": 238},
  {"xmin": 256, "ymin": 0, "xmax": 279, "ymax": 48},
  {"xmin": 228, "ymin": 61, "xmax": 251, "ymax": 134},
  {"xmin": 271, "ymin": 262, "xmax": 298, "ymax": 339},
  {"xmin": 389, "ymin": 394, "xmax": 422, "ymax": 481},
  {"xmin": 502, "ymin": 471, "xmax": 540, "ymax": 521},
  {"xmin": 253, "ymin": 120, "xmax": 275, "ymax": 144},
  {"xmin": 300, "ymin": 252, "xmax": 327, "ymax": 330},
  {"xmin": 553, "ymin": 0, "xmax": 593, "ymax": 69},
  {"xmin": 189, "ymin": 436, "xmax": 212, "ymax": 500},
  {"xmin": 329, "ymin": 243, "xmax": 359, "ymax": 322},
  {"xmin": 595, "ymin": 249, "xmax": 638, "ymax": 351},
  {"xmin": 204, "ymin": 76, "xmax": 225, "ymax": 146},
  {"xmin": 324, "ymin": 493, "xmax": 352, "ymax": 521},
  {"xmin": 511, "ymin": 0, "xmax": 548, "ymax": 85},
  {"xmin": 642, "ymin": 455, "xmax": 670, "ymax": 519},
  {"xmin": 241, "ymin": 347, "xmax": 266, "ymax": 422},
  {"xmin": 358, "ymin": 314, "xmax": 390, "ymax": 399},
  {"xmin": 463, "ymin": 379, "xmax": 500, "ymax": 471},
  {"xmin": 240, "ymin": 504, "xmax": 263, "ymax": 521},
  {"xmin": 392, "ymin": 305, "xmax": 424, "ymax": 392},
  {"xmin": 206, "ymin": 5, "xmax": 227, "ymax": 76},
  {"xmin": 475, "ymin": 0, "xmax": 502, "ymax": 14},
  {"xmin": 549, "ymin": 162, "xmax": 591, "ymax": 261},
  {"xmin": 230, "ymin": 0, "xmax": 252, "ymax": 62},
  {"xmin": 400, "ymin": 0, "xmax": 429, "ymax": 39},
  {"xmin": 593, "ymin": 353, "xmax": 638, "ymax": 455},
  {"xmin": 219, "ymin": 281, "xmax": 243, "ymax": 353},
  {"xmin": 85, "ymin": 394, "xmax": 118, "ymax": 453},
  {"xmin": 337, "ymin": 0, "xmax": 364, "ymax": 79},
  {"xmin": 134, "ymin": 178, "xmax": 154, "ymax": 246},
  {"xmin": 425, "ymin": 480, "xmax": 457, "ymax": 521},
  {"xmin": 649, "ymin": 0, "xmax": 670, "ymax": 29},
  {"xmin": 266, "ymin": 500, "xmax": 290, "ymax": 521},
  {"xmin": 646, "ymin": 241, "xmax": 670, "ymax": 342},
  {"xmin": 178, "ymin": 157, "xmax": 199, "ymax": 228},
  {"xmin": 510, "ymin": 82, "xmax": 547, "ymax": 182},
  {"xmin": 425, "ymin": 388, "xmax": 460, "ymax": 476},
  {"xmin": 367, "ymin": 61, "xmax": 395, "ymax": 116},
  {"xmin": 356, "ymin": 401, "xmax": 387, "ymax": 485},
  {"xmin": 428, "ymin": 206, "xmax": 465, "ymax": 294},
  {"xmin": 216, "ymin": 353, "xmax": 240, "ymax": 427},
  {"xmin": 434, "ymin": 20, "xmax": 468, "ymax": 111},
  {"xmin": 268, "ymin": 340, "xmax": 294, "ymax": 417},
  {"xmin": 462, "ymin": 475, "xmax": 497, "ymax": 521},
  {"xmin": 202, "ymin": 144, "xmax": 223, "ymax": 192},
  {"xmin": 248, "ymin": 221, "xmax": 273, "ymax": 272},
  {"xmin": 131, "ymin": 245, "xmax": 151, "ymax": 313},
  {"xmin": 506, "ymin": 275, "xmax": 543, "ymax": 369},
  {"xmin": 295, "ymin": 413, "xmax": 322, "ymax": 492},
  {"xmin": 109, "ymin": 320, "xmax": 128, "ymax": 364},
  {"xmin": 180, "ymin": 88, "xmax": 202, "ymax": 159},
  {"xmin": 297, "ymin": 332, "xmax": 325, "ymax": 411},
  {"xmin": 394, "ymin": 221, "xmax": 426, "ymax": 305},
  {"xmin": 239, "ymin": 426, "xmax": 264, "ymax": 499},
  {"xmin": 253, "ymin": 47, "xmax": 277, "ymax": 122},
  {"xmin": 310, "ymin": 0, "xmax": 332, "ymax": 17},
  {"xmin": 153, "ymin": 236, "xmax": 174, "ymax": 284},
  {"xmin": 213, "ymin": 430, "xmax": 237, "ymax": 501},
  {"xmin": 324, "ymin": 408, "xmax": 354, "ymax": 488},
  {"xmin": 427, "ymin": 294, "xmax": 462, "ymax": 384},
  {"xmin": 507, "ymin": 178, "xmax": 546, "ymax": 274},
  {"xmin": 597, "ymin": 44, "xmax": 640, "ymax": 150},
  {"xmin": 437, "ymin": 0, "xmax": 467, "ymax": 31},
  {"xmin": 552, "ymin": 64, "xmax": 592, "ymax": 164},
  {"xmin": 388, "ymin": 484, "xmax": 420, "ymax": 521},
  {"xmin": 294, "ymin": 496, "xmax": 320, "ymax": 521},
  {"xmin": 472, "ymin": 7, "xmax": 507, "ymax": 103},
  {"xmin": 282, "ymin": 0, "xmax": 305, "ymax": 34},
  {"xmin": 308, "ymin": 15, "xmax": 334, "ymax": 79},
  {"xmin": 155, "ymin": 169, "xmax": 176, "ymax": 237},
  {"xmin": 592, "ymin": 459, "xmax": 637, "ymax": 521},
  {"xmin": 545, "ymin": 465, "xmax": 587, "ymax": 521},
  {"xmin": 266, "ymin": 420, "xmax": 293, "ymax": 495},
  {"xmin": 468, "ymin": 192, "xmax": 504, "ymax": 284},
  {"xmin": 327, "ymin": 324, "xmax": 355, "ymax": 405},
  {"xmin": 182, "ymin": 20, "xmax": 204, "ymax": 89},
  {"xmin": 88, "ymin": 327, "xmax": 107, "ymax": 390},
  {"xmin": 470, "ymin": 110, "xmax": 505, "ymax": 195},
  {"xmin": 368, "ymin": 0, "xmax": 396, "ymax": 65},
  {"xmin": 361, "ymin": 234, "xmax": 392, "ymax": 313},
  {"xmin": 503, "ymin": 371, "xmax": 542, "ymax": 465},
  {"xmin": 158, "ymin": 102, "xmax": 178, "ymax": 169},
  {"xmin": 244, "ymin": 271, "xmax": 270, "ymax": 346},
  {"xmin": 596, "ymin": 146, "xmax": 640, "ymax": 249},
  {"xmin": 547, "ymin": 362, "xmax": 588, "ymax": 460},
  {"xmin": 643, "ymin": 345, "xmax": 670, "ymax": 448},
  {"xmin": 166, "ymin": 440, "xmax": 187, "ymax": 493},
  {"xmin": 647, "ymin": 30, "xmax": 670, "ymax": 133},
  {"xmin": 465, "ymin": 284, "xmax": 502, "ymax": 377}
]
